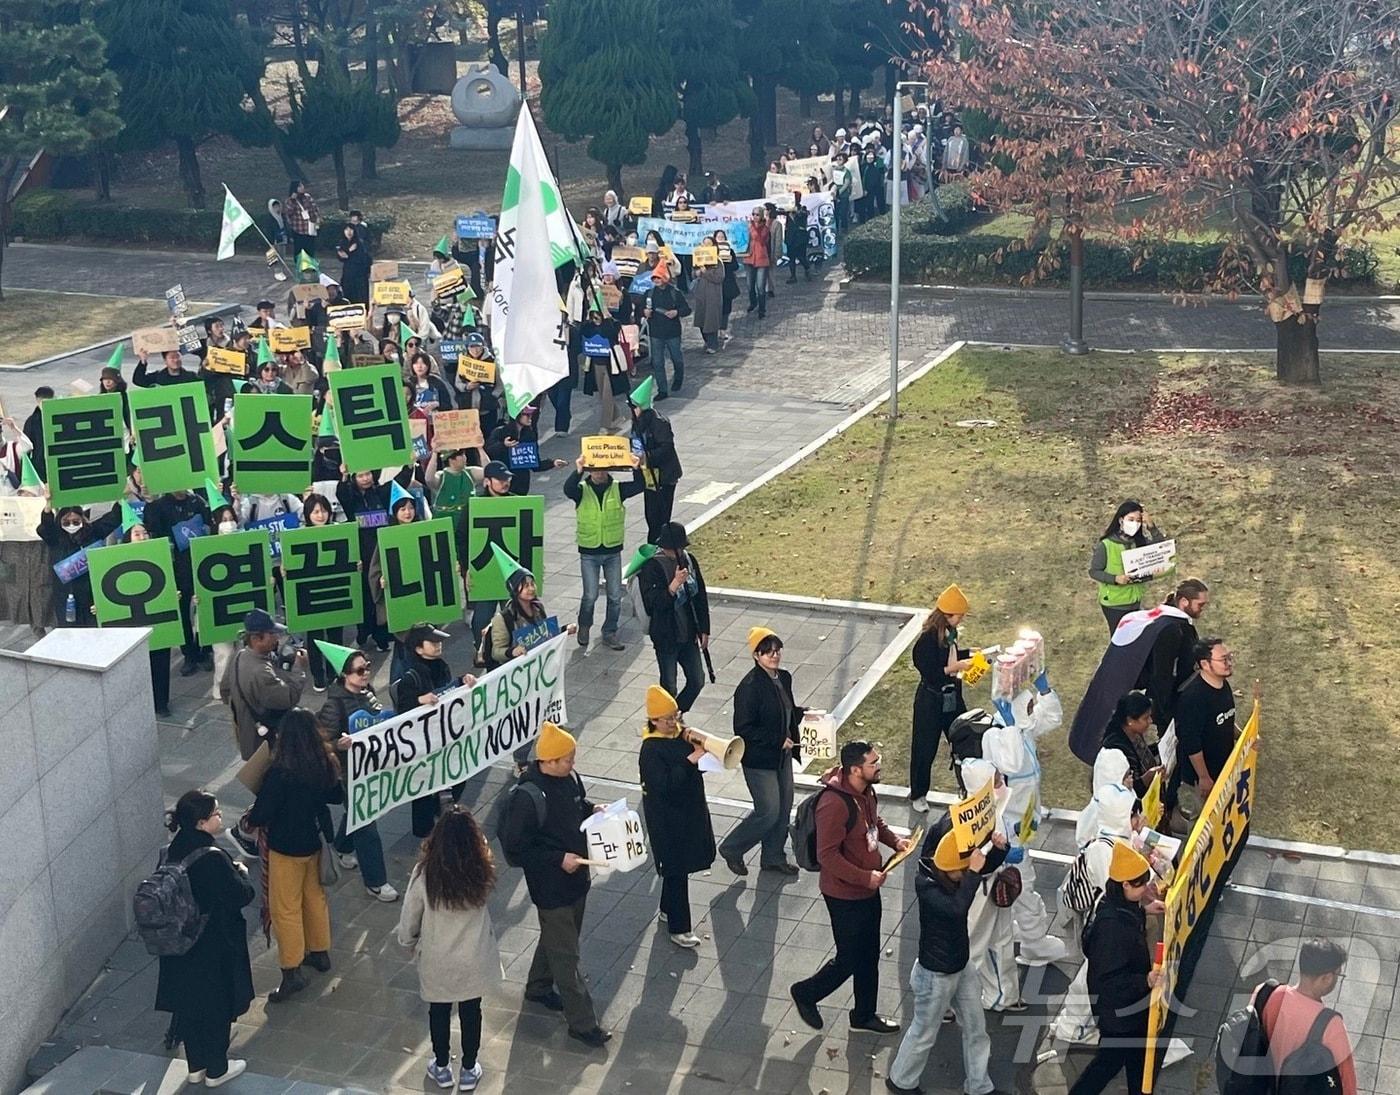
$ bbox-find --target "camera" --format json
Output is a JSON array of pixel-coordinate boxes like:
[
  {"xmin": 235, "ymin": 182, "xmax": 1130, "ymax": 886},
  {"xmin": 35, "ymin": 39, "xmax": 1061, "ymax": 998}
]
[{"xmin": 275, "ymin": 635, "xmax": 302, "ymax": 671}]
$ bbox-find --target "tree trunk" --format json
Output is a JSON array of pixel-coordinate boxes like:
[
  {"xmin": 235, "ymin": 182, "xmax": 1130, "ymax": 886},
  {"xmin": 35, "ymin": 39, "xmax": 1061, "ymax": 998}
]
[
  {"xmin": 360, "ymin": 0, "xmax": 380, "ymax": 180},
  {"xmin": 175, "ymin": 137, "xmax": 207, "ymax": 209},
  {"xmin": 0, "ymin": 157, "xmax": 19, "ymax": 302},
  {"xmin": 1274, "ymin": 314, "xmax": 1321, "ymax": 384},
  {"xmin": 800, "ymin": 90, "xmax": 815, "ymax": 117},
  {"xmin": 760, "ymin": 80, "xmax": 778, "ymax": 145},
  {"xmin": 748, "ymin": 110, "xmax": 766, "ymax": 169},
  {"xmin": 850, "ymin": 88, "xmax": 862, "ymax": 115},
  {"xmin": 332, "ymin": 145, "xmax": 350, "ymax": 210},
  {"xmin": 487, "ymin": 2, "xmax": 509, "ymax": 75},
  {"xmin": 834, "ymin": 88, "xmax": 845, "ymax": 124},
  {"xmin": 685, "ymin": 118, "xmax": 703, "ymax": 178},
  {"xmin": 606, "ymin": 163, "xmax": 623, "ymax": 195},
  {"xmin": 290, "ymin": 6, "xmax": 313, "ymax": 82},
  {"xmin": 94, "ymin": 149, "xmax": 112, "ymax": 202}
]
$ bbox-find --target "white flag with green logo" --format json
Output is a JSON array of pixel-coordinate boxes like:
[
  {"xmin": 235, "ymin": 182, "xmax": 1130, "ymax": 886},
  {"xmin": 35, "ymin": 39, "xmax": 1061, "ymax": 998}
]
[
  {"xmin": 491, "ymin": 107, "xmax": 577, "ymax": 414},
  {"xmin": 217, "ymin": 185, "xmax": 254, "ymax": 261}
]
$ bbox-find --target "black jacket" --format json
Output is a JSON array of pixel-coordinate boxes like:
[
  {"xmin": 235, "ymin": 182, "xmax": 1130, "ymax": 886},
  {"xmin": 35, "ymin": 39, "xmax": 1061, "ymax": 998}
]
[
  {"xmin": 246, "ymin": 765, "xmax": 344, "ymax": 857},
  {"xmin": 639, "ymin": 734, "xmax": 715, "ymax": 876},
  {"xmin": 393, "ymin": 651, "xmax": 456, "ymax": 712},
  {"xmin": 143, "ymin": 492, "xmax": 212, "ymax": 587},
  {"xmin": 22, "ymin": 408, "xmax": 47, "ymax": 480},
  {"xmin": 913, "ymin": 844, "xmax": 1008, "ymax": 974},
  {"xmin": 318, "ymin": 679, "xmax": 384, "ymax": 737},
  {"xmin": 502, "ymin": 763, "xmax": 595, "ymax": 909},
  {"xmin": 154, "ymin": 828, "xmax": 255, "ymax": 1022},
  {"xmin": 485, "ymin": 421, "xmax": 547, "ymax": 495},
  {"xmin": 38, "ymin": 504, "xmax": 122, "ymax": 613},
  {"xmin": 632, "ymin": 408, "xmax": 682, "ymax": 487},
  {"xmin": 638, "ymin": 550, "xmax": 710, "ymax": 654},
  {"xmin": 732, "ymin": 664, "xmax": 802, "ymax": 771},
  {"xmin": 336, "ymin": 478, "xmax": 391, "ymax": 558},
  {"xmin": 644, "ymin": 283, "xmax": 689, "ymax": 339},
  {"xmin": 1085, "ymin": 889, "xmax": 1152, "ymax": 1035},
  {"xmin": 133, "ymin": 358, "xmax": 203, "ymax": 387},
  {"xmin": 1137, "ymin": 614, "xmax": 1198, "ymax": 729},
  {"xmin": 1102, "ymin": 725, "xmax": 1160, "ymax": 799}
]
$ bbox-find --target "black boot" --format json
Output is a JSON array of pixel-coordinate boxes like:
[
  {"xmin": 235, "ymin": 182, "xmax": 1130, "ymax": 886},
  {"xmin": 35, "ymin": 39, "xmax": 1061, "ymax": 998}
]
[
  {"xmin": 302, "ymin": 951, "xmax": 331, "ymax": 972},
  {"xmin": 268, "ymin": 966, "xmax": 308, "ymax": 1002}
]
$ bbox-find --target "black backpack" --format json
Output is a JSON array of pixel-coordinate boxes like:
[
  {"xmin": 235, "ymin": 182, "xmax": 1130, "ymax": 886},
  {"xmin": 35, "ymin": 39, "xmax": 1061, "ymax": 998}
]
[
  {"xmin": 791, "ymin": 785, "xmax": 859, "ymax": 872},
  {"xmin": 948, "ymin": 708, "xmax": 995, "ymax": 787},
  {"xmin": 491, "ymin": 775, "xmax": 548, "ymax": 868},
  {"xmin": 1215, "ymin": 980, "xmax": 1280, "ymax": 1095},
  {"xmin": 1276, "ymin": 1007, "xmax": 1344, "ymax": 1095},
  {"xmin": 132, "ymin": 846, "xmax": 221, "ymax": 957}
]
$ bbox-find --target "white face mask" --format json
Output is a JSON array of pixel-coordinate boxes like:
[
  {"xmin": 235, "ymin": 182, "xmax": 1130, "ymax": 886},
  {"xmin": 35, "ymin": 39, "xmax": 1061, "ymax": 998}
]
[
  {"xmin": 61, "ymin": 522, "xmax": 83, "ymax": 535},
  {"xmin": 1121, "ymin": 518, "xmax": 1141, "ymax": 537},
  {"xmin": 218, "ymin": 521, "xmax": 238, "ymax": 535}
]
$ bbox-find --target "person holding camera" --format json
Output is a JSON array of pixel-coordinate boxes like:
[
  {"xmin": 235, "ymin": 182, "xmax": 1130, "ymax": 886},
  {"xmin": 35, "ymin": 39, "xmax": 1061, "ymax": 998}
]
[{"xmin": 219, "ymin": 608, "xmax": 308, "ymax": 761}]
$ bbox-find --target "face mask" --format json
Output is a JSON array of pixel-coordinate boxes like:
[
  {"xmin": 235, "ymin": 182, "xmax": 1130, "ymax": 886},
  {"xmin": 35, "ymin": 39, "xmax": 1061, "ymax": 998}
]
[
  {"xmin": 1121, "ymin": 518, "xmax": 1141, "ymax": 537},
  {"xmin": 61, "ymin": 522, "xmax": 83, "ymax": 535},
  {"xmin": 218, "ymin": 521, "xmax": 238, "ymax": 534}
]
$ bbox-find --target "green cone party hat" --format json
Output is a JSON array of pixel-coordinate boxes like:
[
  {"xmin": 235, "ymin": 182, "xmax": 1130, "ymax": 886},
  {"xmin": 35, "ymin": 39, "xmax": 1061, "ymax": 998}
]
[
  {"xmin": 203, "ymin": 477, "xmax": 228, "ymax": 510},
  {"xmin": 256, "ymin": 336, "xmax": 276, "ymax": 368},
  {"xmin": 119, "ymin": 500, "xmax": 143, "ymax": 533},
  {"xmin": 398, "ymin": 320, "xmax": 414, "ymax": 345},
  {"xmin": 19, "ymin": 452, "xmax": 43, "ymax": 491},
  {"xmin": 489, "ymin": 541, "xmax": 530, "ymax": 588},
  {"xmin": 322, "ymin": 333, "xmax": 341, "ymax": 371},
  {"xmin": 628, "ymin": 376, "xmax": 656, "ymax": 411},
  {"xmin": 623, "ymin": 543, "xmax": 658, "ymax": 580},
  {"xmin": 317, "ymin": 401, "xmax": 337, "ymax": 439},
  {"xmin": 107, "ymin": 342, "xmax": 125, "ymax": 371},
  {"xmin": 314, "ymin": 639, "xmax": 359, "ymax": 676},
  {"xmin": 434, "ymin": 235, "xmax": 451, "ymax": 257}
]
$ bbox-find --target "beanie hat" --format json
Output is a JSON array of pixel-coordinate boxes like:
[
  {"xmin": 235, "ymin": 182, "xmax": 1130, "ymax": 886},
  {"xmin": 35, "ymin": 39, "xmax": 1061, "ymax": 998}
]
[
  {"xmin": 935, "ymin": 583, "xmax": 970, "ymax": 615},
  {"xmin": 535, "ymin": 721, "xmax": 576, "ymax": 762},
  {"xmin": 646, "ymin": 685, "xmax": 679, "ymax": 720},
  {"xmin": 747, "ymin": 626, "xmax": 778, "ymax": 654},
  {"xmin": 1108, "ymin": 840, "xmax": 1152, "ymax": 883},
  {"xmin": 933, "ymin": 830, "xmax": 971, "ymax": 872}
]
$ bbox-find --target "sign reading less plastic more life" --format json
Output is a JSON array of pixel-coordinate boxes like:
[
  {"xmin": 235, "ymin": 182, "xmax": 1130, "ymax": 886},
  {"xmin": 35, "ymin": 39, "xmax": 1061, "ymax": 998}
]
[
  {"xmin": 280, "ymin": 522, "xmax": 363, "ymax": 631},
  {"xmin": 267, "ymin": 326, "xmax": 312, "ymax": 353},
  {"xmin": 205, "ymin": 346, "xmax": 248, "ymax": 376},
  {"xmin": 127, "ymin": 385, "xmax": 218, "ymax": 495},
  {"xmin": 328, "ymin": 363, "xmax": 413, "ymax": 471},
  {"xmin": 580, "ymin": 435, "xmax": 631, "ymax": 471},
  {"xmin": 371, "ymin": 280, "xmax": 413, "ymax": 307},
  {"xmin": 377, "ymin": 517, "xmax": 461, "ymax": 632},
  {"xmin": 949, "ymin": 775, "xmax": 998, "ymax": 853},
  {"xmin": 1142, "ymin": 701, "xmax": 1259, "ymax": 1093},
  {"xmin": 87, "ymin": 538, "xmax": 185, "ymax": 650},
  {"xmin": 41, "ymin": 392, "xmax": 127, "ymax": 509},
  {"xmin": 230, "ymin": 393, "xmax": 314, "ymax": 494},
  {"xmin": 465, "ymin": 494, "xmax": 545, "ymax": 603},
  {"xmin": 190, "ymin": 530, "xmax": 275, "ymax": 644},
  {"xmin": 345, "ymin": 631, "xmax": 569, "ymax": 831}
]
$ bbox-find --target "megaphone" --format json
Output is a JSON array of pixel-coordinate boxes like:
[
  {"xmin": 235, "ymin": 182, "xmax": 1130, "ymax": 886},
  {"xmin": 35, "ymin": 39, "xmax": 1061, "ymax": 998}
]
[{"xmin": 685, "ymin": 728, "xmax": 746, "ymax": 770}]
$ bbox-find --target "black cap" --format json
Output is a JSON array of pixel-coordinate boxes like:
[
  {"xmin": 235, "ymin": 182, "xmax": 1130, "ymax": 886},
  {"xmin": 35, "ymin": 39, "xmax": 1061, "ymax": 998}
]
[
  {"xmin": 483, "ymin": 460, "xmax": 511, "ymax": 481},
  {"xmin": 656, "ymin": 522, "xmax": 689, "ymax": 550},
  {"xmin": 406, "ymin": 624, "xmax": 451, "ymax": 648},
  {"xmin": 243, "ymin": 608, "xmax": 287, "ymax": 634}
]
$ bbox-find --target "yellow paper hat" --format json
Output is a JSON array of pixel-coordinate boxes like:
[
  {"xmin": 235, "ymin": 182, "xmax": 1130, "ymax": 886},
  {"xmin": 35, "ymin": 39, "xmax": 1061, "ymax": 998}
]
[
  {"xmin": 747, "ymin": 626, "xmax": 778, "ymax": 654},
  {"xmin": 535, "ymin": 721, "xmax": 576, "ymax": 762},
  {"xmin": 1108, "ymin": 840, "xmax": 1152, "ymax": 883},
  {"xmin": 936, "ymin": 583, "xmax": 970, "ymax": 615},
  {"xmin": 646, "ymin": 685, "xmax": 679, "ymax": 720},
  {"xmin": 933, "ymin": 830, "xmax": 971, "ymax": 872}
]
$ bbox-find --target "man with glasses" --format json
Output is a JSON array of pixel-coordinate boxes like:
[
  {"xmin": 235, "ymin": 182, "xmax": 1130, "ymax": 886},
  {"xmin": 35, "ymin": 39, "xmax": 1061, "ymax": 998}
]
[
  {"xmin": 1249, "ymin": 938, "xmax": 1355, "ymax": 1095},
  {"xmin": 1172, "ymin": 637, "xmax": 1238, "ymax": 804},
  {"xmin": 790, "ymin": 740, "xmax": 911, "ymax": 1035}
]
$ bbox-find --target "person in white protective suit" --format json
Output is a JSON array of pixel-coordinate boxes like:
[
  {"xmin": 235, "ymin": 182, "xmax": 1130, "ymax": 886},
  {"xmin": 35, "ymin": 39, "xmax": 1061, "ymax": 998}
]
[
  {"xmin": 959, "ymin": 756, "xmax": 1028, "ymax": 1012},
  {"xmin": 1052, "ymin": 751, "xmax": 1136, "ymax": 1045},
  {"xmin": 981, "ymin": 669, "xmax": 1069, "ymax": 969}
]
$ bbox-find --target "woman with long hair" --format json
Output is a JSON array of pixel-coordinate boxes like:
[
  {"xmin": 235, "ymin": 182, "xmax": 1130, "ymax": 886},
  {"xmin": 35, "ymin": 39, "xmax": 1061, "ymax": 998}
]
[
  {"xmin": 908, "ymin": 584, "xmax": 976, "ymax": 811},
  {"xmin": 299, "ymin": 493, "xmax": 346, "ymax": 692},
  {"xmin": 397, "ymin": 806, "xmax": 502, "ymax": 1091},
  {"xmin": 1089, "ymin": 498, "xmax": 1171, "ymax": 634},
  {"xmin": 1100, "ymin": 691, "xmax": 1162, "ymax": 799},
  {"xmin": 245, "ymin": 708, "xmax": 343, "ymax": 1002},
  {"xmin": 154, "ymin": 790, "xmax": 254, "ymax": 1088}
]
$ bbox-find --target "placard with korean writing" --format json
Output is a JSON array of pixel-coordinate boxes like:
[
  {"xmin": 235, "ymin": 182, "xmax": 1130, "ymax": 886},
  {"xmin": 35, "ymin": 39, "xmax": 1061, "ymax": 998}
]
[
  {"xmin": 432, "ymin": 266, "xmax": 466, "ymax": 300},
  {"xmin": 327, "ymin": 302, "xmax": 368, "ymax": 331},
  {"xmin": 457, "ymin": 356, "xmax": 496, "ymax": 385},
  {"xmin": 328, "ymin": 363, "xmax": 412, "ymax": 471},
  {"xmin": 231, "ymin": 393, "xmax": 314, "ymax": 495},
  {"xmin": 128, "ymin": 385, "xmax": 217, "ymax": 495},
  {"xmin": 438, "ymin": 339, "xmax": 466, "ymax": 364},
  {"xmin": 190, "ymin": 530, "xmax": 274, "ymax": 644},
  {"xmin": 281, "ymin": 522, "xmax": 363, "ymax": 631},
  {"xmin": 466, "ymin": 495, "xmax": 544, "ymax": 602},
  {"xmin": 88, "ymin": 538, "xmax": 185, "ymax": 649},
  {"xmin": 267, "ymin": 326, "xmax": 312, "ymax": 353},
  {"xmin": 292, "ymin": 283, "xmax": 330, "ymax": 306},
  {"xmin": 372, "ymin": 280, "xmax": 412, "ymax": 306},
  {"xmin": 431, "ymin": 409, "xmax": 484, "ymax": 452},
  {"xmin": 41, "ymin": 393, "xmax": 127, "ymax": 508},
  {"xmin": 377, "ymin": 517, "xmax": 460, "ymax": 631},
  {"xmin": 131, "ymin": 326, "xmax": 182, "ymax": 355},
  {"xmin": 581, "ymin": 434, "xmax": 631, "ymax": 470},
  {"xmin": 507, "ymin": 440, "xmax": 538, "ymax": 470},
  {"xmin": 455, "ymin": 213, "xmax": 497, "ymax": 239},
  {"xmin": 205, "ymin": 346, "xmax": 247, "ymax": 376}
]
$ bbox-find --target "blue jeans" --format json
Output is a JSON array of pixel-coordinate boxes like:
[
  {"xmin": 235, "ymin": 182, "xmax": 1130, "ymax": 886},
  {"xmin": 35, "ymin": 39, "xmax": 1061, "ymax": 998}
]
[
  {"xmin": 888, "ymin": 962, "xmax": 994, "ymax": 1094},
  {"xmin": 718, "ymin": 762, "xmax": 794, "ymax": 868},
  {"xmin": 747, "ymin": 266, "xmax": 770, "ymax": 313},
  {"xmin": 333, "ymin": 809, "xmax": 388, "ymax": 889},
  {"xmin": 549, "ymin": 373, "xmax": 575, "ymax": 433},
  {"xmin": 652, "ymin": 335, "xmax": 684, "ymax": 395},
  {"xmin": 654, "ymin": 639, "xmax": 705, "ymax": 712},
  {"xmin": 578, "ymin": 552, "xmax": 622, "ymax": 636}
]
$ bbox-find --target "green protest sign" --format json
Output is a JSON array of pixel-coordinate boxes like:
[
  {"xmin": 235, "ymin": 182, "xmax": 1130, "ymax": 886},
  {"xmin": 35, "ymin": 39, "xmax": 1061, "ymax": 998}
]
[
  {"xmin": 190, "ymin": 530, "xmax": 274, "ymax": 644},
  {"xmin": 231, "ymin": 393, "xmax": 314, "ymax": 494},
  {"xmin": 88, "ymin": 538, "xmax": 185, "ymax": 650},
  {"xmin": 327, "ymin": 363, "xmax": 412, "ymax": 472},
  {"xmin": 281, "ymin": 522, "xmax": 363, "ymax": 631},
  {"xmin": 466, "ymin": 494, "xmax": 544, "ymax": 602},
  {"xmin": 41, "ymin": 393, "xmax": 128, "ymax": 509},
  {"xmin": 377, "ymin": 516, "xmax": 460, "ymax": 631},
  {"xmin": 128, "ymin": 384, "xmax": 218, "ymax": 495}
]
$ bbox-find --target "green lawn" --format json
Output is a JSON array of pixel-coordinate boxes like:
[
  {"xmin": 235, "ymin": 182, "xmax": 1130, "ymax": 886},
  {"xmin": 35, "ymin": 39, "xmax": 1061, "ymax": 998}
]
[
  {"xmin": 691, "ymin": 347, "xmax": 1400, "ymax": 850},
  {"xmin": 0, "ymin": 291, "xmax": 211, "ymax": 368}
]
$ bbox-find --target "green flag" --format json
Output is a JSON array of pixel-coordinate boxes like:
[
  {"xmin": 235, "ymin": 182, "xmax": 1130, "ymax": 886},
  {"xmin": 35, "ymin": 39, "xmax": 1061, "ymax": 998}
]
[{"xmin": 217, "ymin": 185, "xmax": 254, "ymax": 260}]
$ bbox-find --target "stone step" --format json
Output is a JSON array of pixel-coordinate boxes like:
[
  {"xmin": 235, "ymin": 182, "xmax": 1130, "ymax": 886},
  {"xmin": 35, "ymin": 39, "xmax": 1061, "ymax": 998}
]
[{"xmin": 23, "ymin": 1045, "xmax": 376, "ymax": 1095}]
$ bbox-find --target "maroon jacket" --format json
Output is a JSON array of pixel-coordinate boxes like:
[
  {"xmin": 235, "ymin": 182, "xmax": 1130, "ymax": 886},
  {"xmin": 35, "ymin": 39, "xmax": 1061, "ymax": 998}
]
[{"xmin": 816, "ymin": 766, "xmax": 900, "ymax": 900}]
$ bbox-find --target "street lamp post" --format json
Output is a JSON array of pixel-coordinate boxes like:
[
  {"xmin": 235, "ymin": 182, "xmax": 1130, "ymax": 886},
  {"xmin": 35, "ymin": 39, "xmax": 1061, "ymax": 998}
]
[{"xmin": 890, "ymin": 81, "xmax": 926, "ymax": 420}]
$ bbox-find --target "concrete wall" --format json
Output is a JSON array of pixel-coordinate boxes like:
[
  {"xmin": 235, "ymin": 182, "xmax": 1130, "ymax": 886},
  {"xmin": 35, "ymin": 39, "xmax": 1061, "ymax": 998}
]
[{"xmin": 0, "ymin": 629, "xmax": 165, "ymax": 1095}]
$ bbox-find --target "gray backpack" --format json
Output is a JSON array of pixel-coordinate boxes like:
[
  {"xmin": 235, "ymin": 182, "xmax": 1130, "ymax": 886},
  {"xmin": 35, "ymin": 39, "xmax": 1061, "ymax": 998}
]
[{"xmin": 133, "ymin": 846, "xmax": 220, "ymax": 956}]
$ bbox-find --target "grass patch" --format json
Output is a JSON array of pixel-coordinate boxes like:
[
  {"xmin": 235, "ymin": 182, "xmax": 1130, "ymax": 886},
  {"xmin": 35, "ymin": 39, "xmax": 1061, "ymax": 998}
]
[
  {"xmin": 0, "ymin": 291, "xmax": 211, "ymax": 368},
  {"xmin": 691, "ymin": 346, "xmax": 1400, "ymax": 850}
]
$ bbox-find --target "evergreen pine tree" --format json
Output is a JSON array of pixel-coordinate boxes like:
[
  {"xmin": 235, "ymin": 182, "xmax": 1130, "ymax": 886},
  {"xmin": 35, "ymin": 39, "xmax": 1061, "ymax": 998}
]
[
  {"xmin": 539, "ymin": 0, "xmax": 677, "ymax": 194},
  {"xmin": 662, "ymin": 0, "xmax": 753, "ymax": 178}
]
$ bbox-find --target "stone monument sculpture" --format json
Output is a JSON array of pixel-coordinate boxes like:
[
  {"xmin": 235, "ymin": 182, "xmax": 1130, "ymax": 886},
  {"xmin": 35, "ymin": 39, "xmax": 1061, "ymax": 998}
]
[{"xmin": 449, "ymin": 64, "xmax": 521, "ymax": 150}]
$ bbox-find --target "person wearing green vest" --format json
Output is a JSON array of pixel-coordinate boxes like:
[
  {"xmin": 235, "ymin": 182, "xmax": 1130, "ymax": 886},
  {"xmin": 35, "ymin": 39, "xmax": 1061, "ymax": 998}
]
[
  {"xmin": 1088, "ymin": 499, "xmax": 1172, "ymax": 634},
  {"xmin": 563, "ymin": 452, "xmax": 645, "ymax": 649}
]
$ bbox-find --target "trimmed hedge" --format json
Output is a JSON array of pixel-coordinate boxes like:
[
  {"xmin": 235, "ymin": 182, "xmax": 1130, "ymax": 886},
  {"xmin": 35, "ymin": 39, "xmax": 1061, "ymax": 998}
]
[
  {"xmin": 843, "ymin": 208, "xmax": 1379, "ymax": 290},
  {"xmin": 9, "ymin": 190, "xmax": 393, "ymax": 254}
]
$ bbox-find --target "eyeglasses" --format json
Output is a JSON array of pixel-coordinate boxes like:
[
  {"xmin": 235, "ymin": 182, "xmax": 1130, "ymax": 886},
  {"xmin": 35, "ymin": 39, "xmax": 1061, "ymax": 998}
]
[
  {"xmin": 347, "ymin": 664, "xmax": 370, "ymax": 676},
  {"xmin": 1211, "ymin": 653, "xmax": 1235, "ymax": 665}
]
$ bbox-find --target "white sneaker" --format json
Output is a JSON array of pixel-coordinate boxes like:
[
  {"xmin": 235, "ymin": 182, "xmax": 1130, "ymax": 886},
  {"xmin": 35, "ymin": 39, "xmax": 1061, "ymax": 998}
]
[
  {"xmin": 909, "ymin": 797, "xmax": 928, "ymax": 813},
  {"xmin": 458, "ymin": 1062, "xmax": 483, "ymax": 1091},
  {"xmin": 186, "ymin": 1069, "xmax": 206, "ymax": 1085},
  {"xmin": 204, "ymin": 1060, "xmax": 246, "ymax": 1088},
  {"xmin": 337, "ymin": 852, "xmax": 358, "ymax": 870},
  {"xmin": 669, "ymin": 931, "xmax": 701, "ymax": 949},
  {"xmin": 366, "ymin": 882, "xmax": 399, "ymax": 902},
  {"xmin": 657, "ymin": 911, "xmax": 668, "ymax": 925},
  {"xmin": 426, "ymin": 1060, "xmax": 455, "ymax": 1088}
]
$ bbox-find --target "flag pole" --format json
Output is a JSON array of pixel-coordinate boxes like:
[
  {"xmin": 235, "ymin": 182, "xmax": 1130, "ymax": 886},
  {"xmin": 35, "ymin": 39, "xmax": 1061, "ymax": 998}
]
[{"xmin": 223, "ymin": 181, "xmax": 295, "ymax": 279}]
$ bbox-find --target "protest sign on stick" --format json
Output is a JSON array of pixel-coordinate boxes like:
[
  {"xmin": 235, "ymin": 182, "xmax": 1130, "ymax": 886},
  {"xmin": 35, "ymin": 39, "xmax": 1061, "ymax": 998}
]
[
  {"xmin": 131, "ymin": 326, "xmax": 182, "ymax": 355},
  {"xmin": 128, "ymin": 385, "xmax": 217, "ymax": 495},
  {"xmin": 580, "ymin": 435, "xmax": 632, "ymax": 471},
  {"xmin": 431, "ymin": 409, "xmax": 484, "ymax": 451},
  {"xmin": 267, "ymin": 326, "xmax": 312, "ymax": 353},
  {"xmin": 372, "ymin": 281, "xmax": 412, "ymax": 307},
  {"xmin": 949, "ymin": 775, "xmax": 998, "ymax": 853},
  {"xmin": 280, "ymin": 523, "xmax": 362, "ymax": 631},
  {"xmin": 205, "ymin": 346, "xmax": 247, "ymax": 375},
  {"xmin": 377, "ymin": 517, "xmax": 461, "ymax": 631},
  {"xmin": 88, "ymin": 538, "xmax": 185, "ymax": 649}
]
